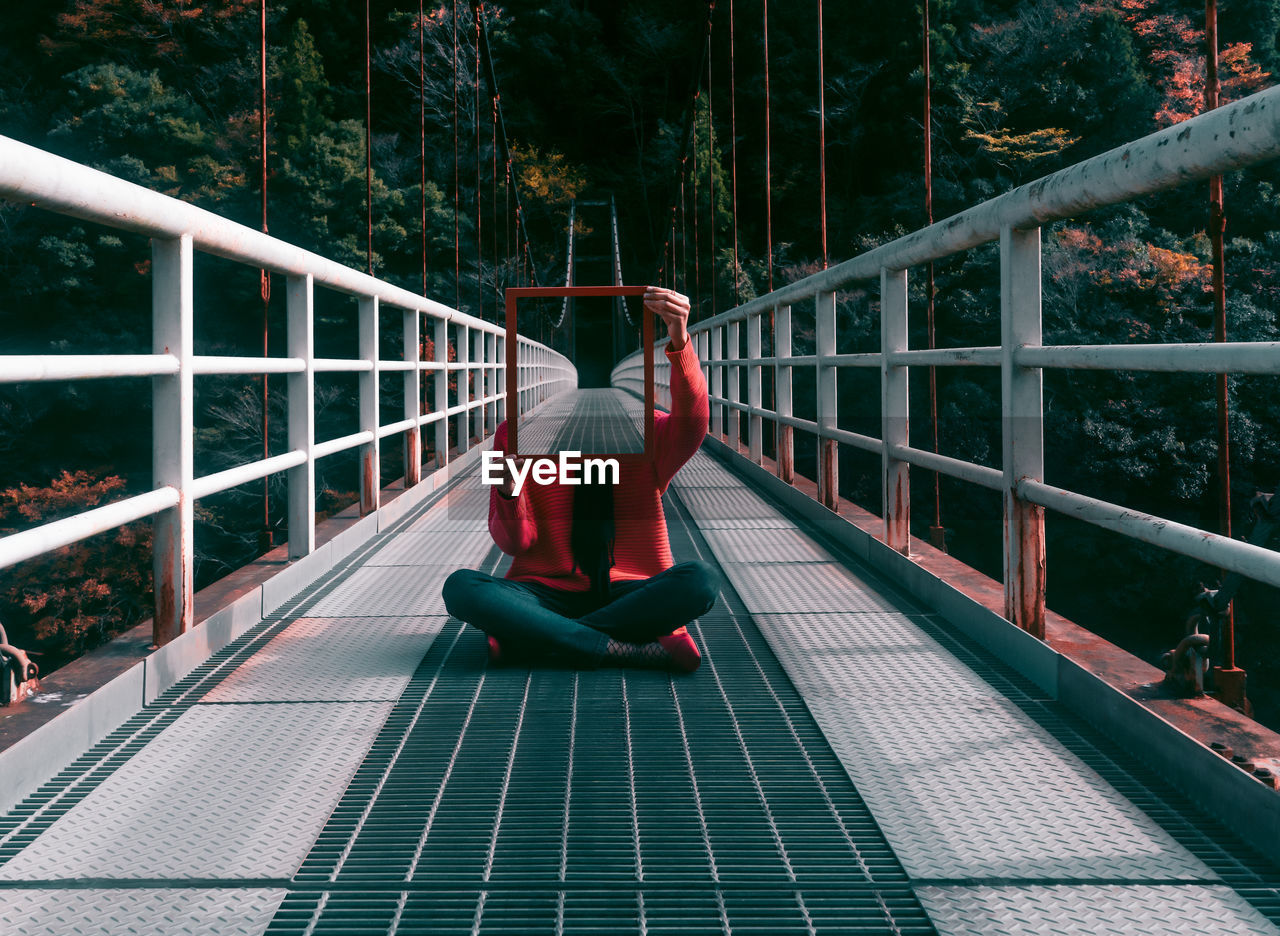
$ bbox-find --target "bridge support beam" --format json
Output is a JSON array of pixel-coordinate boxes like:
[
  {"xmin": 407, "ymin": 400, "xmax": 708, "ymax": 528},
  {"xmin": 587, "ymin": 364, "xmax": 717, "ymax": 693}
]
[
  {"xmin": 816, "ymin": 290, "xmax": 839, "ymax": 511},
  {"xmin": 881, "ymin": 269, "xmax": 909, "ymax": 552},
  {"xmin": 358, "ymin": 297, "xmax": 380, "ymax": 516},
  {"xmin": 287, "ymin": 274, "xmax": 315, "ymax": 559},
  {"xmin": 152, "ymin": 235, "xmax": 194, "ymax": 646},
  {"xmin": 774, "ymin": 304, "xmax": 794, "ymax": 484},
  {"xmin": 1001, "ymin": 226, "xmax": 1046, "ymax": 638}
]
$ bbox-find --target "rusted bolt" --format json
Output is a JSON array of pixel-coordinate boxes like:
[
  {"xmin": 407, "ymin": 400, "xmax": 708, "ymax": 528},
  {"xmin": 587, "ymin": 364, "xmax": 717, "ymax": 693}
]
[
  {"xmin": 1232, "ymin": 755, "xmax": 1257, "ymax": 772},
  {"xmin": 1211, "ymin": 742, "xmax": 1233, "ymax": 759},
  {"xmin": 1254, "ymin": 769, "xmax": 1278, "ymax": 790}
]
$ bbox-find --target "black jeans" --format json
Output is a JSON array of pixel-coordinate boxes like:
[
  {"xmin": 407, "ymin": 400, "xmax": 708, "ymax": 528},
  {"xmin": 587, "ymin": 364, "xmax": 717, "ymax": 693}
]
[{"xmin": 442, "ymin": 560, "xmax": 719, "ymax": 666}]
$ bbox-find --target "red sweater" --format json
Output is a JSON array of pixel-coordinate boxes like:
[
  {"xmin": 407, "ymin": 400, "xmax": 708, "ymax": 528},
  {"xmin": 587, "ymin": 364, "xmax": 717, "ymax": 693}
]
[{"xmin": 489, "ymin": 339, "xmax": 709, "ymax": 590}]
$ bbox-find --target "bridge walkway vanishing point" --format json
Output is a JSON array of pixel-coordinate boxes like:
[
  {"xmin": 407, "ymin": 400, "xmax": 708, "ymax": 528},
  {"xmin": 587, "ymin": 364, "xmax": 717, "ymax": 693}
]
[{"xmin": 0, "ymin": 441, "xmax": 1278, "ymax": 935}]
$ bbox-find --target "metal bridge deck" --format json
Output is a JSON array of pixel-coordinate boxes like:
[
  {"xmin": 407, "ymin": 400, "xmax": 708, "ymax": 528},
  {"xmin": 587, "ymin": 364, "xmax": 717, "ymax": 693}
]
[
  {"xmin": 517, "ymin": 388, "xmax": 646, "ymax": 455},
  {"xmin": 0, "ymin": 452, "xmax": 1278, "ymax": 935}
]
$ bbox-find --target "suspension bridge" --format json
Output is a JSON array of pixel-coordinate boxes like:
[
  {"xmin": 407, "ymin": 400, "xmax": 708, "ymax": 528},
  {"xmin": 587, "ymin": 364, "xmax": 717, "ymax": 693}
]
[{"xmin": 3, "ymin": 9, "xmax": 1280, "ymax": 936}]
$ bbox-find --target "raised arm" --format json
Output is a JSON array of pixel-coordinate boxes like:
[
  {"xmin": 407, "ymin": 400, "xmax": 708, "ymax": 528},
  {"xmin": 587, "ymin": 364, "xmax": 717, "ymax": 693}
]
[{"xmin": 647, "ymin": 288, "xmax": 709, "ymax": 490}]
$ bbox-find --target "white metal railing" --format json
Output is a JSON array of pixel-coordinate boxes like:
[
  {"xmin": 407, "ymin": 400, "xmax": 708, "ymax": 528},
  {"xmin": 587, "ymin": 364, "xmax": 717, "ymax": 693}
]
[
  {"xmin": 614, "ymin": 84, "xmax": 1280, "ymax": 638},
  {"xmin": 0, "ymin": 134, "xmax": 575, "ymax": 645}
]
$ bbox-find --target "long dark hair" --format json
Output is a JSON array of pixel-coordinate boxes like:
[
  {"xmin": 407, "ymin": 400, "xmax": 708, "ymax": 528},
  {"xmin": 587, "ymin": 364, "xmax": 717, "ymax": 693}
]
[{"xmin": 571, "ymin": 481, "xmax": 615, "ymax": 600}]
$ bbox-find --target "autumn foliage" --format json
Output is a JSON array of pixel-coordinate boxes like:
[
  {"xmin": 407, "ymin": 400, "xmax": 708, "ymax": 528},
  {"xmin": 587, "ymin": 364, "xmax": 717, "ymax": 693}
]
[{"xmin": 0, "ymin": 472, "xmax": 152, "ymax": 662}]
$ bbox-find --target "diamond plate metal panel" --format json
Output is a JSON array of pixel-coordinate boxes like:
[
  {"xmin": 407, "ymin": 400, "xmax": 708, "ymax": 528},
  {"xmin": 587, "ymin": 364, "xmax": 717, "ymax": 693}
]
[
  {"xmin": 677, "ymin": 487, "xmax": 795, "ymax": 526},
  {"xmin": 752, "ymin": 612, "xmax": 1005, "ymax": 703},
  {"xmin": 0, "ymin": 701, "xmax": 391, "ymax": 880},
  {"xmin": 699, "ymin": 527, "xmax": 835, "ymax": 563},
  {"xmin": 0, "ymin": 888, "xmax": 288, "ymax": 936},
  {"xmin": 306, "ymin": 566, "xmax": 449, "ymax": 617},
  {"xmin": 719, "ymin": 562, "xmax": 900, "ymax": 613},
  {"xmin": 802, "ymin": 697, "xmax": 1216, "ymax": 882},
  {"xmin": 406, "ymin": 486, "xmax": 490, "ymax": 532},
  {"xmin": 916, "ymin": 884, "xmax": 1280, "ymax": 936},
  {"xmin": 365, "ymin": 530, "xmax": 492, "ymax": 567},
  {"xmin": 202, "ymin": 616, "xmax": 447, "ymax": 703}
]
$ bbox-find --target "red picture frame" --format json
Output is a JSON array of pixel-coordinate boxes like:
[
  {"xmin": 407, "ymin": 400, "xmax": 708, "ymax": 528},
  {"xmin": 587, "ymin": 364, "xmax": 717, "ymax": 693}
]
[{"xmin": 504, "ymin": 285, "xmax": 655, "ymax": 464}]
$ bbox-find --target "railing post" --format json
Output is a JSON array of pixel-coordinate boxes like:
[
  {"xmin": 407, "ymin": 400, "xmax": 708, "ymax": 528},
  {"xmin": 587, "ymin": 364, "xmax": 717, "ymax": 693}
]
[
  {"xmin": 472, "ymin": 327, "xmax": 485, "ymax": 441},
  {"xmin": 433, "ymin": 316, "xmax": 449, "ymax": 468},
  {"xmin": 881, "ymin": 268, "xmax": 909, "ymax": 553},
  {"xmin": 151, "ymin": 234, "xmax": 194, "ymax": 646},
  {"xmin": 775, "ymin": 304, "xmax": 794, "ymax": 484},
  {"xmin": 456, "ymin": 322, "xmax": 470, "ymax": 454},
  {"xmin": 496, "ymin": 331, "xmax": 507, "ymax": 428},
  {"xmin": 287, "ymin": 274, "xmax": 315, "ymax": 559},
  {"xmin": 484, "ymin": 330, "xmax": 496, "ymax": 435},
  {"xmin": 816, "ymin": 290, "xmax": 839, "ymax": 511},
  {"xmin": 1001, "ymin": 226, "xmax": 1047, "ymax": 637},
  {"xmin": 727, "ymin": 319, "xmax": 741, "ymax": 453},
  {"xmin": 403, "ymin": 308, "xmax": 421, "ymax": 488},
  {"xmin": 747, "ymin": 311, "xmax": 763, "ymax": 464},
  {"xmin": 710, "ymin": 325, "xmax": 723, "ymax": 439},
  {"xmin": 358, "ymin": 297, "xmax": 380, "ymax": 515}
]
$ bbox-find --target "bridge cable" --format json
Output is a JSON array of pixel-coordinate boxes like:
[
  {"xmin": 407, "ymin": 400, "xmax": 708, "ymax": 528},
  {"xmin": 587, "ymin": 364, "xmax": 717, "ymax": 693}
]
[
  {"xmin": 453, "ymin": 0, "xmax": 460, "ymax": 310},
  {"xmin": 706, "ymin": 30, "xmax": 717, "ymax": 319},
  {"xmin": 729, "ymin": 0, "xmax": 740, "ymax": 307},
  {"xmin": 473, "ymin": 3, "xmax": 543, "ymax": 289},
  {"xmin": 817, "ymin": 0, "xmax": 828, "ymax": 269},
  {"xmin": 1205, "ymin": 0, "xmax": 1236, "ymax": 672},
  {"xmin": 680, "ymin": 159, "xmax": 688, "ymax": 294},
  {"xmin": 475, "ymin": 5, "xmax": 483, "ymax": 319},
  {"xmin": 365, "ymin": 0, "xmax": 374, "ymax": 276},
  {"xmin": 653, "ymin": 1, "xmax": 716, "ymax": 292},
  {"xmin": 924, "ymin": 0, "xmax": 945, "ymax": 550},
  {"xmin": 420, "ymin": 0, "xmax": 428, "ymax": 297},
  {"xmin": 259, "ymin": 0, "xmax": 272, "ymax": 548},
  {"xmin": 693, "ymin": 100, "xmax": 701, "ymax": 320},
  {"xmin": 763, "ymin": 0, "xmax": 773, "ymax": 292}
]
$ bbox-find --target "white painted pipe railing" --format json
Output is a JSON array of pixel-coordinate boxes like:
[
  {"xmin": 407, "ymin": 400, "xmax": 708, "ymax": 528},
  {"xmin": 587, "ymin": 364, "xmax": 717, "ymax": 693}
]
[
  {"xmin": 0, "ymin": 134, "xmax": 574, "ymax": 645},
  {"xmin": 615, "ymin": 83, "xmax": 1280, "ymax": 638}
]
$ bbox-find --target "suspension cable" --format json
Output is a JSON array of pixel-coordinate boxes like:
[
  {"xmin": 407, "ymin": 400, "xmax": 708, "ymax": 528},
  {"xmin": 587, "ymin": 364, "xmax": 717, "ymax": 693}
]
[
  {"xmin": 692, "ymin": 99, "xmax": 701, "ymax": 319},
  {"xmin": 473, "ymin": 2, "xmax": 542, "ymax": 287},
  {"xmin": 817, "ymin": 0, "xmax": 828, "ymax": 268},
  {"xmin": 925, "ymin": 0, "xmax": 943, "ymax": 549},
  {"xmin": 475, "ymin": 5, "xmax": 483, "ymax": 319},
  {"xmin": 1206, "ymin": 0, "xmax": 1235, "ymax": 672},
  {"xmin": 651, "ymin": 0, "xmax": 716, "ymax": 290},
  {"xmin": 259, "ymin": 0, "xmax": 271, "ymax": 548},
  {"xmin": 453, "ymin": 0, "xmax": 460, "ymax": 309},
  {"xmin": 729, "ymin": 0, "xmax": 739, "ymax": 307},
  {"xmin": 365, "ymin": 0, "xmax": 373, "ymax": 276},
  {"xmin": 763, "ymin": 0, "xmax": 773, "ymax": 292},
  {"xmin": 707, "ymin": 33, "xmax": 716, "ymax": 318},
  {"xmin": 680, "ymin": 158, "xmax": 688, "ymax": 293},
  {"xmin": 420, "ymin": 0, "xmax": 428, "ymax": 295}
]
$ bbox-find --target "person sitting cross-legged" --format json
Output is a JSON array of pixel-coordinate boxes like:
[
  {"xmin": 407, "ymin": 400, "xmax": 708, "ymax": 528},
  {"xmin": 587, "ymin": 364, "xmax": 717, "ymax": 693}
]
[{"xmin": 442, "ymin": 286, "xmax": 717, "ymax": 672}]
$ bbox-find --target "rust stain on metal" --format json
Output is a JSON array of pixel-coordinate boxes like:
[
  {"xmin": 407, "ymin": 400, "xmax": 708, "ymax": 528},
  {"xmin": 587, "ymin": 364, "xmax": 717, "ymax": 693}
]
[
  {"xmin": 821, "ymin": 439, "xmax": 838, "ymax": 512},
  {"xmin": 777, "ymin": 426, "xmax": 794, "ymax": 484},
  {"xmin": 361, "ymin": 450, "xmax": 377, "ymax": 515}
]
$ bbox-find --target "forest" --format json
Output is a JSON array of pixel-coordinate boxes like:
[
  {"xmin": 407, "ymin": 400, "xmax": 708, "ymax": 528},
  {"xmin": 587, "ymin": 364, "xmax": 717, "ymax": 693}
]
[{"xmin": 1, "ymin": 0, "xmax": 1279, "ymax": 724}]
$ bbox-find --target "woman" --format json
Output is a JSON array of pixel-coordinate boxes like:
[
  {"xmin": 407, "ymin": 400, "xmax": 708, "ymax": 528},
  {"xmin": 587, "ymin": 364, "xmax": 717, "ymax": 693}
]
[{"xmin": 442, "ymin": 286, "xmax": 717, "ymax": 672}]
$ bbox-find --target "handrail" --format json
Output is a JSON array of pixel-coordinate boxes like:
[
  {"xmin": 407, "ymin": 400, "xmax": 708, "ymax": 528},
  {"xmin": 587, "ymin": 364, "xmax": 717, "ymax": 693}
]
[
  {"xmin": 614, "ymin": 82, "xmax": 1280, "ymax": 638},
  {"xmin": 0, "ymin": 133, "xmax": 575, "ymax": 645}
]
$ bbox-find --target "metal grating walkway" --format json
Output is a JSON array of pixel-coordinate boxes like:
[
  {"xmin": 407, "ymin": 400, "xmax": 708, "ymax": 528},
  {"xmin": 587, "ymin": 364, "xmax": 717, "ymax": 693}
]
[
  {"xmin": 517, "ymin": 388, "xmax": 646, "ymax": 454},
  {"xmin": 0, "ymin": 451, "xmax": 1277, "ymax": 934}
]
